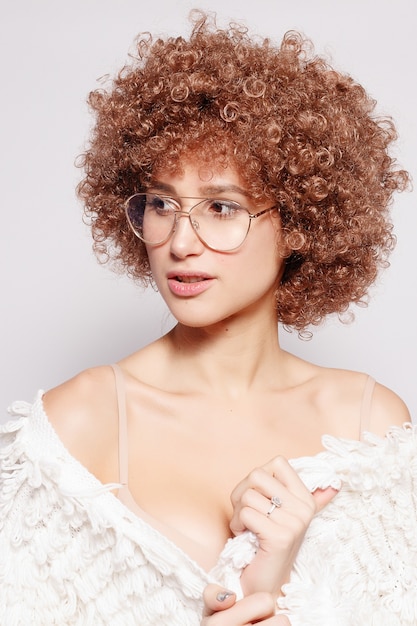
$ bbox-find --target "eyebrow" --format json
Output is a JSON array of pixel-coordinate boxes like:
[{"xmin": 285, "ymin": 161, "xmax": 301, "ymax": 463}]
[
  {"xmin": 148, "ymin": 180, "xmax": 251, "ymax": 198},
  {"xmin": 148, "ymin": 181, "xmax": 176, "ymax": 194},
  {"xmin": 201, "ymin": 184, "xmax": 251, "ymax": 198}
]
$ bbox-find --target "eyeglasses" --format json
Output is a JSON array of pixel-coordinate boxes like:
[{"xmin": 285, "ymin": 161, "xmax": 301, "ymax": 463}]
[{"xmin": 125, "ymin": 193, "xmax": 277, "ymax": 252}]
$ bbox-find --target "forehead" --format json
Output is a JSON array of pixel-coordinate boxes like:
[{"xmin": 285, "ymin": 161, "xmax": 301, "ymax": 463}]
[
  {"xmin": 151, "ymin": 157, "xmax": 249, "ymax": 190},
  {"xmin": 151, "ymin": 159, "xmax": 249, "ymax": 197},
  {"xmin": 147, "ymin": 142, "xmax": 270, "ymax": 203}
]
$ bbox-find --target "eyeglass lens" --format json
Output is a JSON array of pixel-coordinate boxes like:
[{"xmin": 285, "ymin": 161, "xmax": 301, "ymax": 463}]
[{"xmin": 126, "ymin": 193, "xmax": 252, "ymax": 251}]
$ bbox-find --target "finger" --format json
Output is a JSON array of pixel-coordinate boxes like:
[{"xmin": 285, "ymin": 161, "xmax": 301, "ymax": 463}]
[
  {"xmin": 233, "ymin": 486, "xmax": 337, "ymax": 543},
  {"xmin": 202, "ymin": 584, "xmax": 236, "ymax": 617},
  {"xmin": 312, "ymin": 486, "xmax": 339, "ymax": 512},
  {"xmin": 230, "ymin": 474, "xmax": 315, "ymax": 537},
  {"xmin": 266, "ymin": 457, "xmax": 317, "ymax": 502},
  {"xmin": 231, "ymin": 458, "xmax": 314, "ymax": 510},
  {"xmin": 235, "ymin": 502, "xmax": 310, "ymax": 551},
  {"xmin": 231, "ymin": 489, "xmax": 296, "ymax": 536},
  {"xmin": 231, "ymin": 487, "xmax": 281, "ymax": 534},
  {"xmin": 273, "ymin": 615, "xmax": 291, "ymax": 625},
  {"xmin": 260, "ymin": 616, "xmax": 292, "ymax": 626},
  {"xmin": 202, "ymin": 591, "xmax": 276, "ymax": 624}
]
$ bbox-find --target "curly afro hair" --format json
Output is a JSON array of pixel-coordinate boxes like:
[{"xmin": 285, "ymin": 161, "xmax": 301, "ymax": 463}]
[{"xmin": 77, "ymin": 11, "xmax": 409, "ymax": 331}]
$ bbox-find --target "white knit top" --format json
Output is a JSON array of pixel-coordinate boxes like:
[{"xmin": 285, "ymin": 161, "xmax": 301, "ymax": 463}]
[{"xmin": 1, "ymin": 392, "xmax": 417, "ymax": 625}]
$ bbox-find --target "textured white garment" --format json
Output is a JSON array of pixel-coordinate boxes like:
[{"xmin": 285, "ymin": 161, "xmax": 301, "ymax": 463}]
[{"xmin": 1, "ymin": 392, "xmax": 417, "ymax": 626}]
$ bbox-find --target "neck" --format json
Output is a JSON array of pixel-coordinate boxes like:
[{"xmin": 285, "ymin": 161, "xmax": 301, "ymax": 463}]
[{"xmin": 164, "ymin": 309, "xmax": 287, "ymax": 396}]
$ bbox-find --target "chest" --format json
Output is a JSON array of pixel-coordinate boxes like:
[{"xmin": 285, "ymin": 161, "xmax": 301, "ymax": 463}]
[{"xmin": 115, "ymin": 392, "xmax": 334, "ymax": 569}]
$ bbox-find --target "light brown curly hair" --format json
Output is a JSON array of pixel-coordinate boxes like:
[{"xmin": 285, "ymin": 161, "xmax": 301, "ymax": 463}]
[{"xmin": 77, "ymin": 11, "xmax": 409, "ymax": 331}]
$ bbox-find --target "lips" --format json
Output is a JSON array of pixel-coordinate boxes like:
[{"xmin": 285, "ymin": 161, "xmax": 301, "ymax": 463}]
[
  {"xmin": 175, "ymin": 276, "xmax": 208, "ymax": 283},
  {"xmin": 168, "ymin": 272, "xmax": 213, "ymax": 282},
  {"xmin": 167, "ymin": 271, "xmax": 214, "ymax": 296}
]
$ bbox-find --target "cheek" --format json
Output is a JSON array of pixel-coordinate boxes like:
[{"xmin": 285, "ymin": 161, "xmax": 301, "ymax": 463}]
[
  {"xmin": 222, "ymin": 245, "xmax": 283, "ymax": 296},
  {"xmin": 145, "ymin": 247, "xmax": 167, "ymax": 288},
  {"xmin": 244, "ymin": 226, "xmax": 284, "ymax": 278},
  {"xmin": 146, "ymin": 246, "xmax": 161, "ymax": 271},
  {"xmin": 270, "ymin": 226, "xmax": 287, "ymax": 280}
]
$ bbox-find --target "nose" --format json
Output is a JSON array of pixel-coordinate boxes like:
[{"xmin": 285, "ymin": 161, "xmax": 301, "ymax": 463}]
[{"xmin": 169, "ymin": 210, "xmax": 205, "ymax": 258}]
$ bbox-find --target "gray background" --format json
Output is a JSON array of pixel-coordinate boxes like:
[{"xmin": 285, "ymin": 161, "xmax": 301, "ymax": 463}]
[{"xmin": 1, "ymin": 0, "xmax": 416, "ymax": 421}]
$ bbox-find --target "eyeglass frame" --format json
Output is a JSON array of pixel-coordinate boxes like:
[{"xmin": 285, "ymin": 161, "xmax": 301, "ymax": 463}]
[{"xmin": 125, "ymin": 193, "xmax": 278, "ymax": 252}]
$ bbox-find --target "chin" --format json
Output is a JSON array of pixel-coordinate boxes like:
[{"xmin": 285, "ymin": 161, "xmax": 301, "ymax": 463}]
[
  {"xmin": 173, "ymin": 315, "xmax": 223, "ymax": 329},
  {"xmin": 166, "ymin": 306, "xmax": 229, "ymax": 329}
]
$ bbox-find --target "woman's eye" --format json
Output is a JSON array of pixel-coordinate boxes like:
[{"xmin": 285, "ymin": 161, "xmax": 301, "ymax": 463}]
[
  {"xmin": 147, "ymin": 195, "xmax": 174, "ymax": 215},
  {"xmin": 208, "ymin": 201, "xmax": 240, "ymax": 218}
]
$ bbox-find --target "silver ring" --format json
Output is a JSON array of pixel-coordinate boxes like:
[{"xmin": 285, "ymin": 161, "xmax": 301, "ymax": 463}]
[{"xmin": 266, "ymin": 495, "xmax": 282, "ymax": 516}]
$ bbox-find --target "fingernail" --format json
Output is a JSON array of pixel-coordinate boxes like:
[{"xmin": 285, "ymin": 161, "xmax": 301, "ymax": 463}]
[{"xmin": 216, "ymin": 590, "xmax": 235, "ymax": 602}]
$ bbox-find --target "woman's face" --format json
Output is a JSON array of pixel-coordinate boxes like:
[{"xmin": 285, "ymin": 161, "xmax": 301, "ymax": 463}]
[{"xmin": 145, "ymin": 160, "xmax": 285, "ymax": 329}]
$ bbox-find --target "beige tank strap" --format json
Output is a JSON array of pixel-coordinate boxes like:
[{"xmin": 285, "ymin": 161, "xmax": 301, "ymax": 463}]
[
  {"xmin": 110, "ymin": 363, "xmax": 128, "ymax": 487},
  {"xmin": 360, "ymin": 375, "xmax": 376, "ymax": 439}
]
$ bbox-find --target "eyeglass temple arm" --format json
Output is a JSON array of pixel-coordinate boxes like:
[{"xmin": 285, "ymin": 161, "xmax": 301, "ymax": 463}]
[{"xmin": 248, "ymin": 206, "xmax": 278, "ymax": 219}]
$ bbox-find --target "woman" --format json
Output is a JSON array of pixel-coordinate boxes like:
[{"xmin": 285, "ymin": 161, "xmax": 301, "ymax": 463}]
[{"xmin": 1, "ymin": 12, "xmax": 415, "ymax": 626}]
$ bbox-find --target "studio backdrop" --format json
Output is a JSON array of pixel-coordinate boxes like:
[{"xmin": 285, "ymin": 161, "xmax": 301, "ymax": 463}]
[{"xmin": 1, "ymin": 0, "xmax": 416, "ymax": 420}]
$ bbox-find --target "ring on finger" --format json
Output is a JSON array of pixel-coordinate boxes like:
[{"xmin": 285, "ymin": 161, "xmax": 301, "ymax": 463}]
[{"xmin": 266, "ymin": 495, "xmax": 282, "ymax": 516}]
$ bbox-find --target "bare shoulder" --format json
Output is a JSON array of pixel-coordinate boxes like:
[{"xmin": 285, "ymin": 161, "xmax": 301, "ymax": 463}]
[
  {"xmin": 311, "ymin": 366, "xmax": 411, "ymax": 438},
  {"xmin": 42, "ymin": 366, "xmax": 119, "ymax": 481},
  {"xmin": 368, "ymin": 381, "xmax": 411, "ymax": 436}
]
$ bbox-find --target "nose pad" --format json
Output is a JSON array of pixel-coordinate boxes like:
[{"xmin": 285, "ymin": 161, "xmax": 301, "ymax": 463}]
[{"xmin": 169, "ymin": 212, "xmax": 204, "ymax": 256}]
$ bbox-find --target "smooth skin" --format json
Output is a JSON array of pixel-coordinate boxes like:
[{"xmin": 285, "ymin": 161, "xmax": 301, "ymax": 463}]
[
  {"xmin": 202, "ymin": 584, "xmax": 290, "ymax": 625},
  {"xmin": 44, "ymin": 160, "xmax": 411, "ymax": 625}
]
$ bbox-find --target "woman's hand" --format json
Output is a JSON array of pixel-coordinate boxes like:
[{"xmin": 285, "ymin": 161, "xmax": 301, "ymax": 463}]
[
  {"xmin": 201, "ymin": 584, "xmax": 290, "ymax": 625},
  {"xmin": 229, "ymin": 456, "xmax": 338, "ymax": 597}
]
